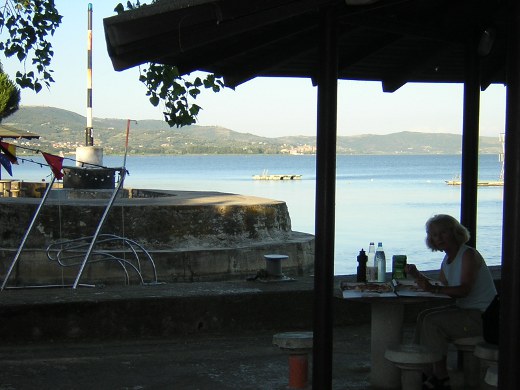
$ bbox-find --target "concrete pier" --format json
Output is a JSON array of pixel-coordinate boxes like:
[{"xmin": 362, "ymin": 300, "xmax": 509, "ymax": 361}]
[{"xmin": 0, "ymin": 188, "xmax": 314, "ymax": 286}]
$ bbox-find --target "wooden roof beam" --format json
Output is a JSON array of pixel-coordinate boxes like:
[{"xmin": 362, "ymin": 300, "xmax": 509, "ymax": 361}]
[
  {"xmin": 168, "ymin": 15, "xmax": 321, "ymax": 79},
  {"xmin": 481, "ymin": 62, "xmax": 505, "ymax": 90},
  {"xmin": 340, "ymin": 12, "xmax": 455, "ymax": 43},
  {"xmin": 338, "ymin": 32, "xmax": 401, "ymax": 72},
  {"xmin": 105, "ymin": 0, "xmax": 328, "ymax": 71},
  {"xmin": 382, "ymin": 44, "xmax": 454, "ymax": 92}
]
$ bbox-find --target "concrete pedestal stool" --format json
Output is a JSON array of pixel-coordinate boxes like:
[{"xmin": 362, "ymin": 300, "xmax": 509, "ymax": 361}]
[
  {"xmin": 484, "ymin": 365, "xmax": 498, "ymax": 387},
  {"xmin": 273, "ymin": 331, "xmax": 313, "ymax": 389},
  {"xmin": 453, "ymin": 336, "xmax": 484, "ymax": 388},
  {"xmin": 264, "ymin": 254, "xmax": 289, "ymax": 277},
  {"xmin": 384, "ymin": 344, "xmax": 442, "ymax": 390},
  {"xmin": 474, "ymin": 342, "xmax": 499, "ymax": 387},
  {"xmin": 0, "ymin": 179, "xmax": 12, "ymax": 197}
]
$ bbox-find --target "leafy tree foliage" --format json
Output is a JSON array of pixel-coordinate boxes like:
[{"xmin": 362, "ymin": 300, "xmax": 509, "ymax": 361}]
[
  {"xmin": 0, "ymin": 63, "xmax": 20, "ymax": 121},
  {"xmin": 138, "ymin": 64, "xmax": 225, "ymax": 128},
  {"xmin": 115, "ymin": 1, "xmax": 226, "ymax": 128},
  {"xmin": 0, "ymin": 0, "xmax": 62, "ymax": 92},
  {"xmin": 0, "ymin": 0, "xmax": 224, "ymax": 128}
]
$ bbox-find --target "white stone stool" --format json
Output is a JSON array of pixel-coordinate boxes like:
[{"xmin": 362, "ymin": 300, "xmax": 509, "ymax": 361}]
[
  {"xmin": 453, "ymin": 336, "xmax": 484, "ymax": 388},
  {"xmin": 273, "ymin": 331, "xmax": 313, "ymax": 389},
  {"xmin": 484, "ymin": 365, "xmax": 498, "ymax": 387},
  {"xmin": 264, "ymin": 254, "xmax": 289, "ymax": 277},
  {"xmin": 384, "ymin": 344, "xmax": 442, "ymax": 390},
  {"xmin": 474, "ymin": 342, "xmax": 499, "ymax": 387}
]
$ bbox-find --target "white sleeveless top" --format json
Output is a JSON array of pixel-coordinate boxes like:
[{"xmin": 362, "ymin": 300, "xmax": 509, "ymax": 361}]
[{"xmin": 441, "ymin": 244, "xmax": 497, "ymax": 311}]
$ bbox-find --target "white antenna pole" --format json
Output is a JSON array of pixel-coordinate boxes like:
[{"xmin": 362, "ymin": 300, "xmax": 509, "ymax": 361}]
[{"xmin": 86, "ymin": 3, "xmax": 93, "ymax": 146}]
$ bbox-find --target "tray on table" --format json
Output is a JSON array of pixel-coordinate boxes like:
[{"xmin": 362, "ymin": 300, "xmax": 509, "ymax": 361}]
[{"xmin": 340, "ymin": 279, "xmax": 451, "ymax": 299}]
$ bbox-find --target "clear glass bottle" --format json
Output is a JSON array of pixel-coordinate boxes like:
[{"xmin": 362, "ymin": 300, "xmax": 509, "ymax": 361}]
[
  {"xmin": 367, "ymin": 242, "xmax": 376, "ymax": 268},
  {"xmin": 375, "ymin": 242, "xmax": 386, "ymax": 282}
]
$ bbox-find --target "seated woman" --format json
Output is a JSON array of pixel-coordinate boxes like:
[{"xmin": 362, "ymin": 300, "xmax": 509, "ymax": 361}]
[{"xmin": 405, "ymin": 214, "xmax": 497, "ymax": 390}]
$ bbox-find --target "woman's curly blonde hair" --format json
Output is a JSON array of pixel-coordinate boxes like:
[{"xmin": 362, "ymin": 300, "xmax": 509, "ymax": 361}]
[{"xmin": 425, "ymin": 214, "xmax": 470, "ymax": 251}]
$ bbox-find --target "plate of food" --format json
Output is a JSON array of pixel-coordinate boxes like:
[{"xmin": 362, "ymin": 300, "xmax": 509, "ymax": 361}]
[
  {"xmin": 340, "ymin": 281, "xmax": 397, "ymax": 298},
  {"xmin": 392, "ymin": 279, "xmax": 451, "ymax": 298}
]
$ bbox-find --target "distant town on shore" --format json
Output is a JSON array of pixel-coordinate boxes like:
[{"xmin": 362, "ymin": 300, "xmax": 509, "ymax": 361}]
[{"xmin": 4, "ymin": 106, "xmax": 502, "ymax": 156}]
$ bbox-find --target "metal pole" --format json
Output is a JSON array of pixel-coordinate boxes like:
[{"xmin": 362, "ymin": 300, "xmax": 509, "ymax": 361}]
[
  {"xmin": 86, "ymin": 3, "xmax": 94, "ymax": 146},
  {"xmin": 123, "ymin": 120, "xmax": 136, "ymax": 170},
  {"xmin": 1, "ymin": 176, "xmax": 56, "ymax": 290},
  {"xmin": 312, "ymin": 6, "xmax": 337, "ymax": 390},
  {"xmin": 72, "ymin": 168, "xmax": 126, "ymax": 289},
  {"xmin": 460, "ymin": 32, "xmax": 480, "ymax": 247}
]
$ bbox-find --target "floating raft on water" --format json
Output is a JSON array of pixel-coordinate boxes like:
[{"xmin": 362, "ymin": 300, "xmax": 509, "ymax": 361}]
[
  {"xmin": 445, "ymin": 134, "xmax": 504, "ymax": 187},
  {"xmin": 253, "ymin": 172, "xmax": 302, "ymax": 180},
  {"xmin": 445, "ymin": 180, "xmax": 504, "ymax": 187}
]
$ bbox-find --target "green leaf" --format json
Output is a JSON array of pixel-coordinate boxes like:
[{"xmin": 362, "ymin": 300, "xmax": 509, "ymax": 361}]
[
  {"xmin": 149, "ymin": 95, "xmax": 160, "ymax": 106},
  {"xmin": 188, "ymin": 88, "xmax": 200, "ymax": 98},
  {"xmin": 114, "ymin": 4, "xmax": 125, "ymax": 14},
  {"xmin": 189, "ymin": 104, "xmax": 201, "ymax": 116}
]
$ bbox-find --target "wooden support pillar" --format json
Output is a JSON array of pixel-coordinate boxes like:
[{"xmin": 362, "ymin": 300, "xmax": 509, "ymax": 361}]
[
  {"xmin": 460, "ymin": 33, "xmax": 480, "ymax": 247},
  {"xmin": 312, "ymin": 6, "xmax": 338, "ymax": 390},
  {"xmin": 500, "ymin": 0, "xmax": 520, "ymax": 387}
]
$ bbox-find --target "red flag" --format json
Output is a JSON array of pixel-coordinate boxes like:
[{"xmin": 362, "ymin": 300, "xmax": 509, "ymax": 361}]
[
  {"xmin": 42, "ymin": 152, "xmax": 64, "ymax": 179},
  {"xmin": 0, "ymin": 141, "xmax": 18, "ymax": 164}
]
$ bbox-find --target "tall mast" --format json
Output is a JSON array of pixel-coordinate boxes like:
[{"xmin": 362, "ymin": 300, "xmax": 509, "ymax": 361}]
[{"xmin": 86, "ymin": 3, "xmax": 93, "ymax": 146}]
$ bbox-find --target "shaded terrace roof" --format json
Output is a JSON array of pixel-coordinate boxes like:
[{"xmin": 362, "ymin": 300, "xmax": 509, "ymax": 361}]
[
  {"xmin": 104, "ymin": 1, "xmax": 518, "ymax": 388},
  {"xmin": 104, "ymin": 0, "xmax": 507, "ymax": 90},
  {"xmin": 0, "ymin": 125, "xmax": 39, "ymax": 140}
]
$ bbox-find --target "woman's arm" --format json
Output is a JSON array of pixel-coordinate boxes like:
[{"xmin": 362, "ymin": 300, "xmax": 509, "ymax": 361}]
[
  {"xmin": 422, "ymin": 249, "xmax": 480, "ymax": 297},
  {"xmin": 405, "ymin": 264, "xmax": 437, "ymax": 283}
]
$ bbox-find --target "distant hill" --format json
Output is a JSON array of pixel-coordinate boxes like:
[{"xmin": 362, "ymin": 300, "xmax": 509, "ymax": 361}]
[{"xmin": 2, "ymin": 106, "xmax": 502, "ymax": 155}]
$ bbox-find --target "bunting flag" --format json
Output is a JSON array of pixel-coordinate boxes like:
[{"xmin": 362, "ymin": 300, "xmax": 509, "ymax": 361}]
[
  {"xmin": 42, "ymin": 152, "xmax": 64, "ymax": 179},
  {"xmin": 0, "ymin": 153, "xmax": 13, "ymax": 176},
  {"xmin": 0, "ymin": 141, "xmax": 18, "ymax": 164}
]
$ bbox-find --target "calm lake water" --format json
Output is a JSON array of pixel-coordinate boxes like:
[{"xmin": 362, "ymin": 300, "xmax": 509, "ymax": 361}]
[{"xmin": 10, "ymin": 153, "xmax": 504, "ymax": 275}]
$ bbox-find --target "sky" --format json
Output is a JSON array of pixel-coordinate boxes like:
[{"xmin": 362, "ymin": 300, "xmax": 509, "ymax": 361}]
[{"xmin": 1, "ymin": 0, "xmax": 508, "ymax": 139}]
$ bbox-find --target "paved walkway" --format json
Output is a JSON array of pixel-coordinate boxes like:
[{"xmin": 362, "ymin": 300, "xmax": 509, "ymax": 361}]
[
  {"xmin": 0, "ymin": 324, "xmax": 492, "ymax": 390},
  {"xmin": 0, "ymin": 272, "xmax": 500, "ymax": 389},
  {"xmin": 0, "ymin": 325, "xmax": 369, "ymax": 390}
]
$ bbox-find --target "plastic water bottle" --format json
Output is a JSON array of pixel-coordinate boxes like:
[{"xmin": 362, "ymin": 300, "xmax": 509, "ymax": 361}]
[
  {"xmin": 367, "ymin": 242, "xmax": 376, "ymax": 268},
  {"xmin": 356, "ymin": 249, "xmax": 368, "ymax": 282},
  {"xmin": 375, "ymin": 242, "xmax": 386, "ymax": 282}
]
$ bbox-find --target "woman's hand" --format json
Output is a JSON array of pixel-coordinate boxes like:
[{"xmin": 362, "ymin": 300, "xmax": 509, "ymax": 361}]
[
  {"xmin": 405, "ymin": 264, "xmax": 420, "ymax": 279},
  {"xmin": 405, "ymin": 263, "xmax": 435, "ymax": 292},
  {"xmin": 416, "ymin": 278, "xmax": 434, "ymax": 292}
]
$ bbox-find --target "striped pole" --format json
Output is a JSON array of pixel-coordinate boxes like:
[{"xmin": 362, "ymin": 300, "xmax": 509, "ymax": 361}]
[{"xmin": 86, "ymin": 3, "xmax": 93, "ymax": 146}]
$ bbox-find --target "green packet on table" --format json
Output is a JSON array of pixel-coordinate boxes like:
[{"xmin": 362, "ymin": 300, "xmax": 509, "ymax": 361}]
[{"xmin": 391, "ymin": 255, "xmax": 407, "ymax": 279}]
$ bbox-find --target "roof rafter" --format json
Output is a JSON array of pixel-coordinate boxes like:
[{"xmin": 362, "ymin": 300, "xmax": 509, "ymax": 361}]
[{"xmin": 382, "ymin": 43, "xmax": 455, "ymax": 92}]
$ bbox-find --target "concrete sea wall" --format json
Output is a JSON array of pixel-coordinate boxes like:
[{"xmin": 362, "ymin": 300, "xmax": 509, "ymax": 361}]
[{"xmin": 0, "ymin": 188, "xmax": 314, "ymax": 286}]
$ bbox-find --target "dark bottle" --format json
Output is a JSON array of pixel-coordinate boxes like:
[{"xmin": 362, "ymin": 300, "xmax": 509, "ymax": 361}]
[{"xmin": 357, "ymin": 249, "xmax": 368, "ymax": 282}]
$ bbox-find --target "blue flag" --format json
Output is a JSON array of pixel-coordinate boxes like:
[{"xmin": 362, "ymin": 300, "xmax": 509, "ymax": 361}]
[{"xmin": 0, "ymin": 153, "xmax": 13, "ymax": 176}]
